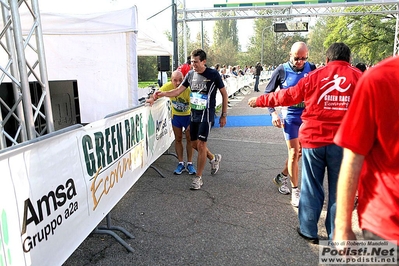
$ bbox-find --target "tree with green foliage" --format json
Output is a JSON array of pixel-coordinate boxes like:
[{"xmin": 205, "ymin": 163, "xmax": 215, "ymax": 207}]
[
  {"xmin": 208, "ymin": 13, "xmax": 240, "ymax": 67},
  {"xmin": 247, "ymin": 18, "xmax": 309, "ymax": 67},
  {"xmin": 189, "ymin": 31, "xmax": 211, "ymax": 58},
  {"xmin": 137, "ymin": 56, "xmax": 158, "ymax": 82},
  {"xmin": 308, "ymin": 18, "xmax": 329, "ymax": 66},
  {"xmin": 323, "ymin": 8, "xmax": 396, "ymax": 65},
  {"xmin": 213, "ymin": 14, "xmax": 239, "ymax": 51},
  {"xmin": 210, "ymin": 37, "xmax": 238, "ymax": 67}
]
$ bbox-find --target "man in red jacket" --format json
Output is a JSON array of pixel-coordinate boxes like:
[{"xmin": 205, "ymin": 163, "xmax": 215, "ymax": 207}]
[
  {"xmin": 177, "ymin": 56, "xmax": 191, "ymax": 77},
  {"xmin": 334, "ymin": 56, "xmax": 399, "ymax": 254},
  {"xmin": 248, "ymin": 43, "xmax": 362, "ymax": 243}
]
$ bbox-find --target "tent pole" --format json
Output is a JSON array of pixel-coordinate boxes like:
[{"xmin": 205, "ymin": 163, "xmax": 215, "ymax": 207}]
[{"xmin": 172, "ymin": 0, "xmax": 178, "ymax": 69}]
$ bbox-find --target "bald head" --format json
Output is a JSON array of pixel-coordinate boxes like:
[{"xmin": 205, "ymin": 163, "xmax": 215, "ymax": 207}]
[
  {"xmin": 291, "ymin": 42, "xmax": 308, "ymax": 54},
  {"xmin": 171, "ymin": 70, "xmax": 184, "ymax": 88},
  {"xmin": 290, "ymin": 42, "xmax": 309, "ymax": 70},
  {"xmin": 171, "ymin": 70, "xmax": 183, "ymax": 80}
]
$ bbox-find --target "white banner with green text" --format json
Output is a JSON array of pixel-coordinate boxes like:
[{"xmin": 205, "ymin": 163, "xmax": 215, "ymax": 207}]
[{"xmin": 0, "ymin": 98, "xmax": 173, "ymax": 266}]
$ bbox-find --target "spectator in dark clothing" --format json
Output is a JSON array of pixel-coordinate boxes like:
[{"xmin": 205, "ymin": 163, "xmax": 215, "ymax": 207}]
[
  {"xmin": 355, "ymin": 62, "xmax": 367, "ymax": 72},
  {"xmin": 254, "ymin": 62, "xmax": 263, "ymax": 92}
]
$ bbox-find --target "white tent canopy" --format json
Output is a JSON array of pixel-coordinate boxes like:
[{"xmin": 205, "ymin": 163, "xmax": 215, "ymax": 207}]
[
  {"xmin": 137, "ymin": 29, "xmax": 173, "ymax": 56},
  {"xmin": 13, "ymin": 0, "xmax": 172, "ymax": 123},
  {"xmin": 29, "ymin": 0, "xmax": 172, "ymax": 55},
  {"xmin": 27, "ymin": 9, "xmax": 172, "ymax": 56}
]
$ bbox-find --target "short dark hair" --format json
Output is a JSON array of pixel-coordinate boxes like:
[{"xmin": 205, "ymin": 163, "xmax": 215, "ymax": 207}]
[
  {"xmin": 355, "ymin": 62, "xmax": 367, "ymax": 72},
  {"xmin": 191, "ymin": 49, "xmax": 207, "ymax": 61},
  {"xmin": 326, "ymin": 43, "xmax": 351, "ymax": 63}
]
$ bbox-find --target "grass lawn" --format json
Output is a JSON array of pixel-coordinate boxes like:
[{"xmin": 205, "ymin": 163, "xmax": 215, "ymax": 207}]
[{"xmin": 138, "ymin": 81, "xmax": 159, "ymax": 88}]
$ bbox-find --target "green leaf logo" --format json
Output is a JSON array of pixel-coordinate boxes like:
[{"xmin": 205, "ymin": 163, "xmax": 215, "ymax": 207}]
[
  {"xmin": 147, "ymin": 111, "xmax": 156, "ymax": 153},
  {"xmin": 0, "ymin": 210, "xmax": 11, "ymax": 266}
]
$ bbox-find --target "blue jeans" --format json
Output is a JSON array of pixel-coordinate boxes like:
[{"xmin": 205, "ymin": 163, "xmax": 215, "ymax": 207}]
[
  {"xmin": 298, "ymin": 144, "xmax": 343, "ymax": 240},
  {"xmin": 254, "ymin": 75, "xmax": 260, "ymax": 91}
]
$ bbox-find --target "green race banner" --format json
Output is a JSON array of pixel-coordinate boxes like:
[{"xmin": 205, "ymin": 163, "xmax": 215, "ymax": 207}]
[{"xmin": 0, "ymin": 99, "xmax": 174, "ymax": 266}]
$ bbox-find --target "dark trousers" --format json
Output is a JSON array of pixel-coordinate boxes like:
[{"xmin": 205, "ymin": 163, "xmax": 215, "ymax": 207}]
[{"xmin": 254, "ymin": 75, "xmax": 260, "ymax": 92}]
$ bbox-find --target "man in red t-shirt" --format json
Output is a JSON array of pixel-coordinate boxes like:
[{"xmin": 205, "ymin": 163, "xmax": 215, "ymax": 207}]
[
  {"xmin": 248, "ymin": 43, "xmax": 362, "ymax": 243},
  {"xmin": 334, "ymin": 56, "xmax": 399, "ymax": 253},
  {"xmin": 177, "ymin": 56, "xmax": 191, "ymax": 77}
]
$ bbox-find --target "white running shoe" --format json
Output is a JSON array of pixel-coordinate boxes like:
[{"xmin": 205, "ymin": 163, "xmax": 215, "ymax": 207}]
[
  {"xmin": 273, "ymin": 173, "xmax": 290, "ymax": 195},
  {"xmin": 210, "ymin": 154, "xmax": 222, "ymax": 175},
  {"xmin": 190, "ymin": 176, "xmax": 203, "ymax": 190},
  {"xmin": 291, "ymin": 188, "xmax": 300, "ymax": 208}
]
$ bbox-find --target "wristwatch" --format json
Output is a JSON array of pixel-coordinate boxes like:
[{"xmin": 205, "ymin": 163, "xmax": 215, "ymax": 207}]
[{"xmin": 221, "ymin": 112, "xmax": 227, "ymax": 117}]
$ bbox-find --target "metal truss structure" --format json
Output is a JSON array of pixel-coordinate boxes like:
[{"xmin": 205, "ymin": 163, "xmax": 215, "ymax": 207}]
[
  {"xmin": 0, "ymin": 0, "xmax": 53, "ymax": 150},
  {"xmin": 175, "ymin": 0, "xmax": 399, "ymax": 62}
]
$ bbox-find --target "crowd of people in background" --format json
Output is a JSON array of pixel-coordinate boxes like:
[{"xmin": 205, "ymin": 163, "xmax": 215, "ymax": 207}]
[
  {"xmin": 201, "ymin": 61, "xmax": 370, "ymax": 88},
  {"xmin": 210, "ymin": 63, "xmax": 277, "ymax": 80},
  {"xmin": 158, "ymin": 57, "xmax": 369, "ymax": 90}
]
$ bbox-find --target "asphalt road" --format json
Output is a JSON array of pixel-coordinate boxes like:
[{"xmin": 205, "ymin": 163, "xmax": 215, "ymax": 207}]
[{"xmin": 63, "ymin": 85, "xmax": 361, "ymax": 266}]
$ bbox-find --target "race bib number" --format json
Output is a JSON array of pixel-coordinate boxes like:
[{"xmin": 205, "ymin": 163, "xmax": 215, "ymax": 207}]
[{"xmin": 190, "ymin": 92, "xmax": 208, "ymax": 110}]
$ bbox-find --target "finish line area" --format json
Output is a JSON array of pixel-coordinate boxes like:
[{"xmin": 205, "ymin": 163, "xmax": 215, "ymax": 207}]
[{"xmin": 214, "ymin": 114, "xmax": 273, "ymax": 127}]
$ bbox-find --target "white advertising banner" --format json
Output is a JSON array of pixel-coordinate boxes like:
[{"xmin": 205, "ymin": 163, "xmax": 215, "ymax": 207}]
[
  {"xmin": 0, "ymin": 99, "xmax": 174, "ymax": 266},
  {"xmin": 80, "ymin": 98, "xmax": 174, "ymax": 219},
  {"xmin": 216, "ymin": 74, "xmax": 255, "ymax": 107}
]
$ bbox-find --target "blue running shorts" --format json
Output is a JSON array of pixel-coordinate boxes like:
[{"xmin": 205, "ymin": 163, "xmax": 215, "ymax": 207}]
[
  {"xmin": 282, "ymin": 115, "xmax": 302, "ymax": 141},
  {"xmin": 172, "ymin": 115, "xmax": 191, "ymax": 130}
]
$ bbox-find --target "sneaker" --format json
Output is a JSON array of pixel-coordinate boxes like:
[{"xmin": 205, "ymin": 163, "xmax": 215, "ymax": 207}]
[
  {"xmin": 291, "ymin": 188, "xmax": 300, "ymax": 208},
  {"xmin": 273, "ymin": 173, "xmax": 290, "ymax": 195},
  {"xmin": 186, "ymin": 164, "xmax": 196, "ymax": 175},
  {"xmin": 190, "ymin": 176, "xmax": 203, "ymax": 190},
  {"xmin": 210, "ymin": 154, "xmax": 222, "ymax": 175},
  {"xmin": 174, "ymin": 163, "xmax": 186, "ymax": 175}
]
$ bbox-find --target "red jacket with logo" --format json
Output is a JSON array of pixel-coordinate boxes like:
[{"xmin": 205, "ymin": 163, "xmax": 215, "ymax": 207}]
[
  {"xmin": 256, "ymin": 61, "xmax": 363, "ymax": 148},
  {"xmin": 177, "ymin": 63, "xmax": 191, "ymax": 77}
]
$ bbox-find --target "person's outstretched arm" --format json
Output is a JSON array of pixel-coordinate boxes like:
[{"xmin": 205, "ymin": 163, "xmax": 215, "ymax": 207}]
[
  {"xmin": 334, "ymin": 148, "xmax": 364, "ymax": 241},
  {"xmin": 154, "ymin": 84, "xmax": 187, "ymax": 99}
]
